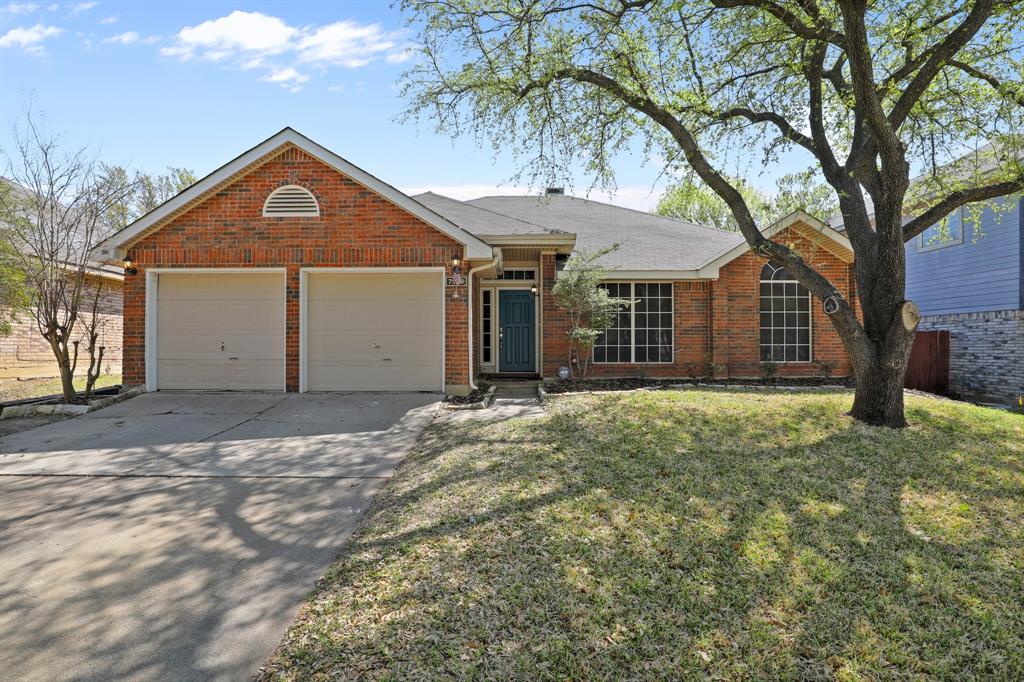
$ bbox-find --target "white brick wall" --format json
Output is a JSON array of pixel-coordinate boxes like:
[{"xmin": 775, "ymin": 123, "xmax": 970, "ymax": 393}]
[{"xmin": 918, "ymin": 309, "xmax": 1024, "ymax": 403}]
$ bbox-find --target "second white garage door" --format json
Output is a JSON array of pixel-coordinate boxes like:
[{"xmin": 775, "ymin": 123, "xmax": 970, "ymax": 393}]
[{"xmin": 304, "ymin": 271, "xmax": 444, "ymax": 392}]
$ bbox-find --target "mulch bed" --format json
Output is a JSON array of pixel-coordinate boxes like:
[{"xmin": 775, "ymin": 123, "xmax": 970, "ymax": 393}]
[
  {"xmin": 444, "ymin": 384, "xmax": 492, "ymax": 404},
  {"xmin": 544, "ymin": 376, "xmax": 856, "ymax": 394}
]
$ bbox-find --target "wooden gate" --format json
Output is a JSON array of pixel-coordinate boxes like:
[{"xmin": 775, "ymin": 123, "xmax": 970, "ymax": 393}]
[{"xmin": 905, "ymin": 330, "xmax": 949, "ymax": 395}]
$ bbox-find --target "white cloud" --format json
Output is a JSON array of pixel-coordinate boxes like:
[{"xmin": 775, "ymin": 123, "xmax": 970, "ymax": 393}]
[
  {"xmin": 3, "ymin": 2, "xmax": 38, "ymax": 14},
  {"xmin": 400, "ymin": 184, "xmax": 664, "ymax": 211},
  {"xmin": 0, "ymin": 23, "xmax": 62, "ymax": 55},
  {"xmin": 385, "ymin": 45, "xmax": 416, "ymax": 65},
  {"xmin": 70, "ymin": 1, "xmax": 96, "ymax": 12},
  {"xmin": 161, "ymin": 10, "xmax": 410, "ymax": 88},
  {"xmin": 99, "ymin": 14, "xmax": 115, "ymax": 24},
  {"xmin": 162, "ymin": 10, "xmax": 296, "ymax": 61},
  {"xmin": 295, "ymin": 19, "xmax": 399, "ymax": 67},
  {"xmin": 103, "ymin": 30, "xmax": 158, "ymax": 45},
  {"xmin": 263, "ymin": 66, "xmax": 308, "ymax": 85}
]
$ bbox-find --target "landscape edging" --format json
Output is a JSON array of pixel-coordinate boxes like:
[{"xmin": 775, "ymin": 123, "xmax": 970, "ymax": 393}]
[{"xmin": 0, "ymin": 387, "xmax": 144, "ymax": 420}]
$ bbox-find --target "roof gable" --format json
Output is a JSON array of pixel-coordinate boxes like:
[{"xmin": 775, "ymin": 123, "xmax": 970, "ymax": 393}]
[
  {"xmin": 697, "ymin": 210, "xmax": 853, "ymax": 277},
  {"xmin": 92, "ymin": 128, "xmax": 493, "ymax": 262}
]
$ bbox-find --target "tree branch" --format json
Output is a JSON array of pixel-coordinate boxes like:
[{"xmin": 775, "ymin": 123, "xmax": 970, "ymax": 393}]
[
  {"xmin": 710, "ymin": 0, "xmax": 845, "ymax": 46},
  {"xmin": 521, "ymin": 66, "xmax": 868, "ymax": 347},
  {"xmin": 902, "ymin": 177, "xmax": 1024, "ymax": 241},
  {"xmin": 947, "ymin": 58, "xmax": 1024, "ymax": 108},
  {"xmin": 714, "ymin": 107, "xmax": 817, "ymax": 155},
  {"xmin": 888, "ymin": 0, "xmax": 995, "ymax": 129}
]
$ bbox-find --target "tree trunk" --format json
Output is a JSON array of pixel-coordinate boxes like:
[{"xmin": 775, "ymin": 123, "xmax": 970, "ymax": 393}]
[
  {"xmin": 57, "ymin": 352, "xmax": 77, "ymax": 403},
  {"xmin": 844, "ymin": 199, "xmax": 916, "ymax": 428},
  {"xmin": 849, "ymin": 341, "xmax": 913, "ymax": 427}
]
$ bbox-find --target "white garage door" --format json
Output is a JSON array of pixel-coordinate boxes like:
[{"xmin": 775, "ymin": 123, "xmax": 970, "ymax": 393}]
[
  {"xmin": 156, "ymin": 272, "xmax": 285, "ymax": 390},
  {"xmin": 305, "ymin": 271, "xmax": 443, "ymax": 391}
]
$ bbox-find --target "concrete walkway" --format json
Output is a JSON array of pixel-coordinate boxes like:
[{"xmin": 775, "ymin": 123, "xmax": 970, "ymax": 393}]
[{"xmin": 0, "ymin": 391, "xmax": 439, "ymax": 682}]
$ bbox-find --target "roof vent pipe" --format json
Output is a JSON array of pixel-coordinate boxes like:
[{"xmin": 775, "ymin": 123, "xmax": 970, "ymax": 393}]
[{"xmin": 545, "ymin": 187, "xmax": 564, "ymax": 195}]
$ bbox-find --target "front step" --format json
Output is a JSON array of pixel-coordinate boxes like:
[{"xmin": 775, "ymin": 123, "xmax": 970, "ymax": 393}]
[{"xmin": 485, "ymin": 378, "xmax": 541, "ymax": 400}]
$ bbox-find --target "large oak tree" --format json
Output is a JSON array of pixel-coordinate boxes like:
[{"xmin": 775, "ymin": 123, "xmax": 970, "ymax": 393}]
[{"xmin": 402, "ymin": 0, "xmax": 1024, "ymax": 427}]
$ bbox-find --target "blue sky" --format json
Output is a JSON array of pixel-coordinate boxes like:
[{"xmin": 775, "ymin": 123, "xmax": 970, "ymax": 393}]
[{"xmin": 0, "ymin": 1, "xmax": 805, "ymax": 210}]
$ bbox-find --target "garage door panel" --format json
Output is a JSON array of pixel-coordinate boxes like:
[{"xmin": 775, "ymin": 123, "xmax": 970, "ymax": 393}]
[
  {"xmin": 309, "ymin": 275, "xmax": 441, "ymax": 301},
  {"xmin": 306, "ymin": 272, "xmax": 443, "ymax": 392},
  {"xmin": 156, "ymin": 273, "xmax": 285, "ymax": 391},
  {"xmin": 308, "ymin": 331, "xmax": 439, "ymax": 357},
  {"xmin": 308, "ymin": 306, "xmax": 441, "ymax": 332},
  {"xmin": 157, "ymin": 360, "xmax": 226, "ymax": 390},
  {"xmin": 224, "ymin": 361, "xmax": 284, "ymax": 390},
  {"xmin": 308, "ymin": 365, "xmax": 438, "ymax": 392}
]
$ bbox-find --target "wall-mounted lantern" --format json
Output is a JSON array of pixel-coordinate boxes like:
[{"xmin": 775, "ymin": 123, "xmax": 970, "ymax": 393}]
[{"xmin": 123, "ymin": 258, "xmax": 137, "ymax": 275}]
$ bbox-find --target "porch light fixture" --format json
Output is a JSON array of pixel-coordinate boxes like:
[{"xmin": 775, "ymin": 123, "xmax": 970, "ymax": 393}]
[
  {"xmin": 451, "ymin": 255, "xmax": 461, "ymax": 268},
  {"xmin": 530, "ymin": 285, "xmax": 538, "ymax": 296},
  {"xmin": 123, "ymin": 258, "xmax": 137, "ymax": 275}
]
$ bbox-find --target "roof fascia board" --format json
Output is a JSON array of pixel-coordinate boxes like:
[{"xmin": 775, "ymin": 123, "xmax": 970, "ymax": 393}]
[
  {"xmin": 555, "ymin": 269, "xmax": 711, "ymax": 281},
  {"xmin": 92, "ymin": 128, "xmax": 493, "ymax": 262},
  {"xmin": 478, "ymin": 233, "xmax": 577, "ymax": 244}
]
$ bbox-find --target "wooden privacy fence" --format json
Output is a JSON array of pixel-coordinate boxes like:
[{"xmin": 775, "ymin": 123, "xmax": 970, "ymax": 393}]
[{"xmin": 905, "ymin": 330, "xmax": 950, "ymax": 395}]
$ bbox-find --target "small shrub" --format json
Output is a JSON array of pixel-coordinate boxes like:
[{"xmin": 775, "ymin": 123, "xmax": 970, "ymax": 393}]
[
  {"xmin": 759, "ymin": 361, "xmax": 780, "ymax": 383},
  {"xmin": 813, "ymin": 358, "xmax": 835, "ymax": 380},
  {"xmin": 704, "ymin": 354, "xmax": 726, "ymax": 379}
]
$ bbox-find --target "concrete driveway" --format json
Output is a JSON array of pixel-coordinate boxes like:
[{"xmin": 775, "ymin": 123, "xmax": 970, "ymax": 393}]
[{"xmin": 0, "ymin": 391, "xmax": 439, "ymax": 681}]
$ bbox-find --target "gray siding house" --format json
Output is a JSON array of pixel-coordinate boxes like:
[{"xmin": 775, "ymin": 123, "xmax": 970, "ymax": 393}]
[{"xmin": 905, "ymin": 194, "xmax": 1023, "ymax": 402}]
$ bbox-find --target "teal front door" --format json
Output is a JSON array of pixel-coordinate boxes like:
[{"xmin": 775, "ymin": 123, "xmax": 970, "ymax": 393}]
[{"xmin": 499, "ymin": 290, "xmax": 536, "ymax": 373}]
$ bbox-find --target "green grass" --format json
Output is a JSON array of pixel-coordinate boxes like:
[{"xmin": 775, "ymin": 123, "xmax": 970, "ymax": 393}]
[
  {"xmin": 0, "ymin": 373, "xmax": 121, "ymax": 403},
  {"xmin": 261, "ymin": 389, "xmax": 1024, "ymax": 680}
]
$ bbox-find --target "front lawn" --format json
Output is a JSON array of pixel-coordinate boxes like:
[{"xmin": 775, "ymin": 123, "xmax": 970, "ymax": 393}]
[
  {"xmin": 0, "ymin": 373, "xmax": 121, "ymax": 403},
  {"xmin": 262, "ymin": 389, "xmax": 1024, "ymax": 680}
]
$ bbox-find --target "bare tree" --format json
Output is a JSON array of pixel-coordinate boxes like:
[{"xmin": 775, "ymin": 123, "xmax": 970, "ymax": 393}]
[{"xmin": 0, "ymin": 110, "xmax": 134, "ymax": 403}]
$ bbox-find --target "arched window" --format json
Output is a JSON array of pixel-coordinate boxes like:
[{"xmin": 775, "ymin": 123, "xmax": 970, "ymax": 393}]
[
  {"xmin": 759, "ymin": 263, "xmax": 811, "ymax": 362},
  {"xmin": 262, "ymin": 185, "xmax": 320, "ymax": 217}
]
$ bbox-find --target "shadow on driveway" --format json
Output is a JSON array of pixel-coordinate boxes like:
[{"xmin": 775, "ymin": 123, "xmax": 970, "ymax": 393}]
[{"xmin": 0, "ymin": 391, "xmax": 439, "ymax": 682}]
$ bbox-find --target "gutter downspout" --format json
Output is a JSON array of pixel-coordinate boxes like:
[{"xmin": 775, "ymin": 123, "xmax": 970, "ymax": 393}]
[{"xmin": 466, "ymin": 249, "xmax": 502, "ymax": 391}]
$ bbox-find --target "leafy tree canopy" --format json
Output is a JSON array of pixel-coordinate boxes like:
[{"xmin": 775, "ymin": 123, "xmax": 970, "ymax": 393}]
[
  {"xmin": 656, "ymin": 170, "xmax": 839, "ymax": 231},
  {"xmin": 402, "ymin": 0, "xmax": 1024, "ymax": 426}
]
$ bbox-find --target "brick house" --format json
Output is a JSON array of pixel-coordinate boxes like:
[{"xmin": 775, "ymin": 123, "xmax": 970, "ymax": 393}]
[
  {"xmin": 1, "ymin": 178, "xmax": 124, "ymax": 384},
  {"xmin": 93, "ymin": 128, "xmax": 856, "ymax": 395},
  {"xmin": 0, "ymin": 269, "xmax": 123, "ymax": 383}
]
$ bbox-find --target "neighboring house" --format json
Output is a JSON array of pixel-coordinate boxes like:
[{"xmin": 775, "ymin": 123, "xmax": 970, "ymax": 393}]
[
  {"xmin": 92, "ymin": 128, "xmax": 856, "ymax": 395},
  {"xmin": 0, "ymin": 267, "xmax": 123, "ymax": 382},
  {"xmin": 905, "ymin": 193, "xmax": 1023, "ymax": 402},
  {"xmin": 0, "ymin": 181, "xmax": 124, "ymax": 383}
]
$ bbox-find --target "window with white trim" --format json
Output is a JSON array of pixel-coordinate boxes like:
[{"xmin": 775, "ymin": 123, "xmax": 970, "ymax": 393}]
[
  {"xmin": 759, "ymin": 264, "xmax": 811, "ymax": 362},
  {"xmin": 263, "ymin": 185, "xmax": 320, "ymax": 217},
  {"xmin": 594, "ymin": 282, "xmax": 673, "ymax": 363},
  {"xmin": 917, "ymin": 205, "xmax": 965, "ymax": 251},
  {"xmin": 497, "ymin": 268, "xmax": 536, "ymax": 280},
  {"xmin": 481, "ymin": 290, "xmax": 493, "ymax": 364}
]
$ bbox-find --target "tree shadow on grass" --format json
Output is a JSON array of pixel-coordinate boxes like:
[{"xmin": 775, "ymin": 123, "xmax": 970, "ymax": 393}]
[{"xmin": 263, "ymin": 390, "xmax": 1024, "ymax": 680}]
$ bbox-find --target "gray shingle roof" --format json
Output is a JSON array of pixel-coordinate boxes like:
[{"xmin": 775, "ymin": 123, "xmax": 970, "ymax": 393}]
[
  {"xmin": 460, "ymin": 194, "xmax": 743, "ymax": 271},
  {"xmin": 411, "ymin": 192, "xmax": 558, "ymax": 236}
]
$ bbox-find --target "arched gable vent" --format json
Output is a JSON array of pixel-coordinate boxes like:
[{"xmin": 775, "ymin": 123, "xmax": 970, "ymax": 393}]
[{"xmin": 263, "ymin": 185, "xmax": 320, "ymax": 217}]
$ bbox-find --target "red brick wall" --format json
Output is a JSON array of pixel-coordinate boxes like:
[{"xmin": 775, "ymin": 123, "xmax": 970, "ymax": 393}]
[
  {"xmin": 712, "ymin": 225, "xmax": 854, "ymax": 378},
  {"xmin": 539, "ymin": 223, "xmax": 854, "ymax": 379},
  {"xmin": 123, "ymin": 146, "xmax": 468, "ymax": 391}
]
